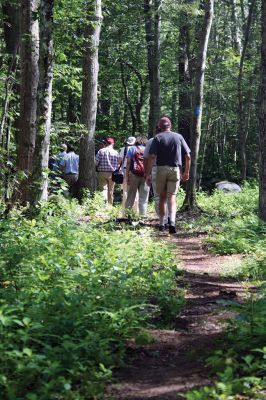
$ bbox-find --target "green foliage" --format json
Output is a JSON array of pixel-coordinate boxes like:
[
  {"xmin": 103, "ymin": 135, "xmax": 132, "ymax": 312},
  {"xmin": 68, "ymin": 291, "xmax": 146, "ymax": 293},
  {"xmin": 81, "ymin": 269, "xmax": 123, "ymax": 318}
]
[
  {"xmin": 176, "ymin": 184, "xmax": 266, "ymax": 280},
  {"xmin": 182, "ymin": 183, "xmax": 266, "ymax": 399},
  {"xmin": 134, "ymin": 330, "xmax": 155, "ymax": 345},
  {"xmin": 0, "ymin": 199, "xmax": 183, "ymax": 399},
  {"xmin": 184, "ymin": 298, "xmax": 266, "ymax": 399}
]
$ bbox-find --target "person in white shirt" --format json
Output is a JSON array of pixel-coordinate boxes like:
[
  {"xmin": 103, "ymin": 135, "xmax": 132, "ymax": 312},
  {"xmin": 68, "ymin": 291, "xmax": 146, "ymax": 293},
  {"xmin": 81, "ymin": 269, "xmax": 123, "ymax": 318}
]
[{"xmin": 60, "ymin": 144, "xmax": 79, "ymax": 195}]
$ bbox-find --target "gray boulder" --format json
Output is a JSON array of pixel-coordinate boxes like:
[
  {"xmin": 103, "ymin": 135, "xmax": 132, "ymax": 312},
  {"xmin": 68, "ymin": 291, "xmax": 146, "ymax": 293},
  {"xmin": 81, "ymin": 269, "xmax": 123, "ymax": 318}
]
[{"xmin": 215, "ymin": 181, "xmax": 241, "ymax": 193}]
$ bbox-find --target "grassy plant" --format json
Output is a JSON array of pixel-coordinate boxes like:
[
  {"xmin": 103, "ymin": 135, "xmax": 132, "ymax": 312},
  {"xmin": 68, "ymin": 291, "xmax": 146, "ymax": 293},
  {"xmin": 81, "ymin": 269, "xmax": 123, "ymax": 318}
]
[
  {"xmin": 184, "ymin": 291, "xmax": 266, "ymax": 400},
  {"xmin": 177, "ymin": 183, "xmax": 266, "ymax": 281},
  {"xmin": 0, "ymin": 199, "xmax": 183, "ymax": 399},
  {"xmin": 179, "ymin": 182, "xmax": 266, "ymax": 399}
]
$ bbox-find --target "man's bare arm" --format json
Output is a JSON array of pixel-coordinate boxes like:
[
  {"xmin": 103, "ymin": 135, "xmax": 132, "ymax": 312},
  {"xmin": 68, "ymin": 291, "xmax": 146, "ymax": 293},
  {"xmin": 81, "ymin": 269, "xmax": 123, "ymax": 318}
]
[
  {"xmin": 144, "ymin": 154, "xmax": 155, "ymax": 183},
  {"xmin": 181, "ymin": 154, "xmax": 191, "ymax": 181}
]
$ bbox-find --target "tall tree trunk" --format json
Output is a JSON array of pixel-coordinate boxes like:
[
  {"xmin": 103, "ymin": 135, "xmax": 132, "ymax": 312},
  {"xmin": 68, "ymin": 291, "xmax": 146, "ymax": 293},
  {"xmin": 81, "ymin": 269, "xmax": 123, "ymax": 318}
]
[
  {"xmin": 178, "ymin": 23, "xmax": 191, "ymax": 146},
  {"xmin": 78, "ymin": 0, "xmax": 102, "ymax": 195},
  {"xmin": 183, "ymin": 0, "xmax": 214, "ymax": 211},
  {"xmin": 16, "ymin": 0, "xmax": 39, "ymax": 204},
  {"xmin": 144, "ymin": 0, "xmax": 161, "ymax": 138},
  {"xmin": 67, "ymin": 93, "xmax": 78, "ymax": 123},
  {"xmin": 238, "ymin": 0, "xmax": 256, "ymax": 182},
  {"xmin": 231, "ymin": 0, "xmax": 241, "ymax": 53},
  {"xmin": 31, "ymin": 0, "xmax": 54, "ymax": 205},
  {"xmin": 258, "ymin": 0, "xmax": 266, "ymax": 221}
]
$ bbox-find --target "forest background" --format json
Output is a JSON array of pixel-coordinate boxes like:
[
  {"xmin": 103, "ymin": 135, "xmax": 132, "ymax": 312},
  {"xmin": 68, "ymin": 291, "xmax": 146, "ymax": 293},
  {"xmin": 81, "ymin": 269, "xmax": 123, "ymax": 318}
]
[
  {"xmin": 1, "ymin": 1, "xmax": 266, "ymax": 399},
  {"xmin": 0, "ymin": 0, "xmax": 265, "ymax": 214}
]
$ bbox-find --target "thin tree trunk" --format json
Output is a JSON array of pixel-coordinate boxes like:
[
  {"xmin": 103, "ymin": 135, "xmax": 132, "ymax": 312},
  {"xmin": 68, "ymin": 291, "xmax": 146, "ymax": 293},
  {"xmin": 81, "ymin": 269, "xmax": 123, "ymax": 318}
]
[
  {"xmin": 4, "ymin": 118, "xmax": 12, "ymax": 204},
  {"xmin": 119, "ymin": 60, "xmax": 148, "ymax": 134},
  {"xmin": 121, "ymin": 104, "xmax": 128, "ymax": 131},
  {"xmin": 0, "ymin": 53, "xmax": 19, "ymax": 144},
  {"xmin": 231, "ymin": 0, "xmax": 241, "ymax": 53},
  {"xmin": 31, "ymin": 0, "xmax": 54, "ymax": 206},
  {"xmin": 258, "ymin": 0, "xmax": 266, "ymax": 221},
  {"xmin": 238, "ymin": 0, "xmax": 256, "ymax": 182},
  {"xmin": 67, "ymin": 93, "xmax": 78, "ymax": 123},
  {"xmin": 78, "ymin": 0, "xmax": 102, "ymax": 195},
  {"xmin": 144, "ymin": 0, "xmax": 161, "ymax": 138},
  {"xmin": 120, "ymin": 61, "xmax": 137, "ymax": 135},
  {"xmin": 198, "ymin": 107, "xmax": 213, "ymax": 188},
  {"xmin": 1, "ymin": 3, "xmax": 20, "ymax": 146},
  {"xmin": 183, "ymin": 0, "xmax": 214, "ymax": 211},
  {"xmin": 16, "ymin": 0, "xmax": 39, "ymax": 204}
]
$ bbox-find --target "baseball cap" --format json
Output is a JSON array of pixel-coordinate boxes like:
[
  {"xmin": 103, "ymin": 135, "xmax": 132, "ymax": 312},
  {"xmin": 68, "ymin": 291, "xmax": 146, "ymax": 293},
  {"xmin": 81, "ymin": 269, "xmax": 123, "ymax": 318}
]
[
  {"xmin": 105, "ymin": 137, "xmax": 115, "ymax": 145},
  {"xmin": 126, "ymin": 136, "xmax": 136, "ymax": 145},
  {"xmin": 159, "ymin": 116, "xmax": 171, "ymax": 129}
]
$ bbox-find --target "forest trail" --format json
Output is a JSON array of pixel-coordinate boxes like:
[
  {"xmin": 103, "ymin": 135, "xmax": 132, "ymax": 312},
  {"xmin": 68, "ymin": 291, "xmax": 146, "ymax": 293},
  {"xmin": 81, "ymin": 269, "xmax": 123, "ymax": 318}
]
[{"xmin": 107, "ymin": 228, "xmax": 248, "ymax": 400}]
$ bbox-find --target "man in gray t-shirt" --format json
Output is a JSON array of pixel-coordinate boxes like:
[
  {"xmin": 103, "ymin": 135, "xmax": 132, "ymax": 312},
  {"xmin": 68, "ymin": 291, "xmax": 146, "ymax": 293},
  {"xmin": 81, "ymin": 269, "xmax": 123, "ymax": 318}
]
[{"xmin": 144, "ymin": 117, "xmax": 191, "ymax": 234}]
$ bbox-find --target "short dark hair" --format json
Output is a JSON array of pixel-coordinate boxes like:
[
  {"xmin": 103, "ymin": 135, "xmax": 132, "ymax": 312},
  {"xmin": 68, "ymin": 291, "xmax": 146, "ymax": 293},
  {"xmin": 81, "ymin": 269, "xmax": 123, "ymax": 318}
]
[{"xmin": 135, "ymin": 136, "xmax": 148, "ymax": 146}]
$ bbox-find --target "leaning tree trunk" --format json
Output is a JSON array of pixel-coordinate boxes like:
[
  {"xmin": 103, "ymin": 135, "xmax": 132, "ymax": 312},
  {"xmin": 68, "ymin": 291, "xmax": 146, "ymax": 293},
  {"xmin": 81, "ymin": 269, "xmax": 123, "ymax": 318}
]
[
  {"xmin": 78, "ymin": 0, "xmax": 102, "ymax": 195},
  {"xmin": 183, "ymin": 0, "xmax": 214, "ymax": 211},
  {"xmin": 144, "ymin": 0, "xmax": 161, "ymax": 138},
  {"xmin": 258, "ymin": 0, "xmax": 266, "ymax": 221},
  {"xmin": 31, "ymin": 0, "xmax": 54, "ymax": 206},
  {"xmin": 16, "ymin": 0, "xmax": 39, "ymax": 204}
]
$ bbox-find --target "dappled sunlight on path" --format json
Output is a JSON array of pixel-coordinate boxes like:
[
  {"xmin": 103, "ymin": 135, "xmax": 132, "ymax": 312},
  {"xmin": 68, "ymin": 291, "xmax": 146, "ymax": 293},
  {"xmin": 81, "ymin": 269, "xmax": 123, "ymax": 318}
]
[{"xmin": 107, "ymin": 227, "xmax": 250, "ymax": 400}]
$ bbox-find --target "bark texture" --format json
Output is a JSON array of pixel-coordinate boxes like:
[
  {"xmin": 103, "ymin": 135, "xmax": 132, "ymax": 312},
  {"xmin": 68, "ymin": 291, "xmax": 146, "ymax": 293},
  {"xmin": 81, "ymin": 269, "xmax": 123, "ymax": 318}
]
[
  {"xmin": 183, "ymin": 0, "xmax": 214, "ymax": 210},
  {"xmin": 16, "ymin": 0, "xmax": 39, "ymax": 204},
  {"xmin": 144, "ymin": 0, "xmax": 161, "ymax": 138},
  {"xmin": 178, "ymin": 22, "xmax": 191, "ymax": 146},
  {"xmin": 32, "ymin": 0, "xmax": 54, "ymax": 205},
  {"xmin": 237, "ymin": 0, "xmax": 256, "ymax": 182},
  {"xmin": 78, "ymin": 0, "xmax": 102, "ymax": 194},
  {"xmin": 259, "ymin": 0, "xmax": 266, "ymax": 221}
]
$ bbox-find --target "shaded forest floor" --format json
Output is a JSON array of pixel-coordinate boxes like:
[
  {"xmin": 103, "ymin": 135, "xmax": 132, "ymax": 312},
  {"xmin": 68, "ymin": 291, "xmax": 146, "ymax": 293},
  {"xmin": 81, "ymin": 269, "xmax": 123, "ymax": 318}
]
[{"xmin": 106, "ymin": 222, "xmax": 251, "ymax": 400}]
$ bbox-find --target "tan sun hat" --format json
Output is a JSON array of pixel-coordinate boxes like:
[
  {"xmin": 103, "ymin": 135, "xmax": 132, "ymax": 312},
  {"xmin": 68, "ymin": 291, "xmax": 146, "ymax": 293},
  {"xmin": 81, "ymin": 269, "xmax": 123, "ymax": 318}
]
[{"xmin": 126, "ymin": 136, "xmax": 136, "ymax": 145}]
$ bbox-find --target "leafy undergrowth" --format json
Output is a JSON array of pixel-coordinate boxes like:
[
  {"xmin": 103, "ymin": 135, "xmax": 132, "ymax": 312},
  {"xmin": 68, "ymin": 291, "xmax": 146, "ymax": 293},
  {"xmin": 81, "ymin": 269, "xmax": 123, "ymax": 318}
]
[
  {"xmin": 177, "ymin": 183, "xmax": 266, "ymax": 281},
  {"xmin": 180, "ymin": 183, "xmax": 266, "ymax": 399},
  {"xmin": 184, "ymin": 291, "xmax": 266, "ymax": 400},
  {"xmin": 0, "ymin": 196, "xmax": 184, "ymax": 400}
]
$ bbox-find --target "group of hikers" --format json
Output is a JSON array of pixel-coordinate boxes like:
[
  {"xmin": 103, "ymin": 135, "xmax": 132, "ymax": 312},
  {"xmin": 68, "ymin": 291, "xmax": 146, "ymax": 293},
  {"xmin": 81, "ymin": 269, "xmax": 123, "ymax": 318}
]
[{"xmin": 49, "ymin": 116, "xmax": 191, "ymax": 234}]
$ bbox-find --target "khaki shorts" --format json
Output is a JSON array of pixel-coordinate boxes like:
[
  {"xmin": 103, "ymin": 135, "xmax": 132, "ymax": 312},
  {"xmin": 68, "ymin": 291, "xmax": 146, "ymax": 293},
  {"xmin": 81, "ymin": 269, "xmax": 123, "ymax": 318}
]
[{"xmin": 156, "ymin": 166, "xmax": 180, "ymax": 194}]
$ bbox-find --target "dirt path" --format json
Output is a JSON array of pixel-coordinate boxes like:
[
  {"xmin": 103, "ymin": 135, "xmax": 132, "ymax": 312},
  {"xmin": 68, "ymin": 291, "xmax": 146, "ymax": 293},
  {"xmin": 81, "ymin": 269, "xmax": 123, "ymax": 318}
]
[{"xmin": 107, "ymin": 230, "xmax": 246, "ymax": 400}]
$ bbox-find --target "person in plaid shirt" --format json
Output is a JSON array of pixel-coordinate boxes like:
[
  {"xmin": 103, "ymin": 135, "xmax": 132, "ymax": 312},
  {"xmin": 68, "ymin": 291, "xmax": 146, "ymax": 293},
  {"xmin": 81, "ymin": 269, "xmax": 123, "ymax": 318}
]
[{"xmin": 95, "ymin": 137, "xmax": 119, "ymax": 204}]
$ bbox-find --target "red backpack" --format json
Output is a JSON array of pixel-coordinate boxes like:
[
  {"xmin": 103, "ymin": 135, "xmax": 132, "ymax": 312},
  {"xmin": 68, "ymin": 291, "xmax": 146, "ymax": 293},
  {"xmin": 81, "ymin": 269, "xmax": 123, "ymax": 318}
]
[{"xmin": 131, "ymin": 146, "xmax": 145, "ymax": 176}]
